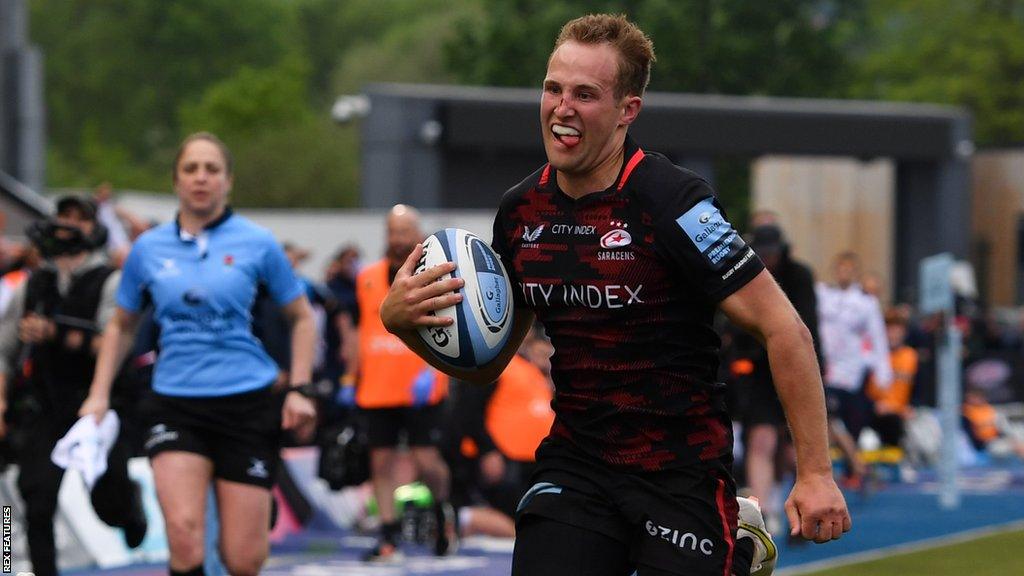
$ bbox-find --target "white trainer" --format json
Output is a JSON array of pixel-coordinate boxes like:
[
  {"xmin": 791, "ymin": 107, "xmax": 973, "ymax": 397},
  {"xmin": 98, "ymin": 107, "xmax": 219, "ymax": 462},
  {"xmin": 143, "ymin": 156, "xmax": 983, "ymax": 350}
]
[{"xmin": 736, "ymin": 496, "xmax": 777, "ymax": 576}]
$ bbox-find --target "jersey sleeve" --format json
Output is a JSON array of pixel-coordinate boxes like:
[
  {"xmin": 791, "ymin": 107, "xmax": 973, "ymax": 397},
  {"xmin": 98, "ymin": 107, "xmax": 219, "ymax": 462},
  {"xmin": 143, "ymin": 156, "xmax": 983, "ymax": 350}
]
[
  {"xmin": 260, "ymin": 237, "xmax": 305, "ymax": 305},
  {"xmin": 652, "ymin": 179, "xmax": 764, "ymax": 302},
  {"xmin": 116, "ymin": 242, "xmax": 149, "ymax": 312}
]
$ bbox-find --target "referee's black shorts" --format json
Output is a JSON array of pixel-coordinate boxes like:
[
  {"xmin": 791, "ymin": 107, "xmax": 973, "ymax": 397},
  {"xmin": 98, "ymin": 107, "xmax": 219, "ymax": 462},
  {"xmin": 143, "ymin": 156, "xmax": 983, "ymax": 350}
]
[
  {"xmin": 140, "ymin": 386, "xmax": 281, "ymax": 489},
  {"xmin": 513, "ymin": 438, "xmax": 747, "ymax": 576}
]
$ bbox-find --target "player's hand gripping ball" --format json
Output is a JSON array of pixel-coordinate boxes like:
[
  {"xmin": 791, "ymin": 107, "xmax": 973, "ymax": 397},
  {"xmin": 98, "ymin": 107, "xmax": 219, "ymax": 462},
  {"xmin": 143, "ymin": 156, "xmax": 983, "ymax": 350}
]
[{"xmin": 415, "ymin": 228, "xmax": 513, "ymax": 369}]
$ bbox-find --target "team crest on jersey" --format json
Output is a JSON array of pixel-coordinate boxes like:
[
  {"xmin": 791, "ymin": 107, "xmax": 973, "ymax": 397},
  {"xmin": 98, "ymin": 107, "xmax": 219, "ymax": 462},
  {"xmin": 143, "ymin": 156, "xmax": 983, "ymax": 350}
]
[
  {"xmin": 600, "ymin": 229, "xmax": 631, "ymax": 249},
  {"xmin": 522, "ymin": 224, "xmax": 544, "ymax": 242}
]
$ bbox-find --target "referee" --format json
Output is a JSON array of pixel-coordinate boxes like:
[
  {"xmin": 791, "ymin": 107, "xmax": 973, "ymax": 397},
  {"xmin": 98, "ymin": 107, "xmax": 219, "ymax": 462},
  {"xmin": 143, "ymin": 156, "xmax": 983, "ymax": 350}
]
[{"xmin": 85, "ymin": 133, "xmax": 317, "ymax": 576}]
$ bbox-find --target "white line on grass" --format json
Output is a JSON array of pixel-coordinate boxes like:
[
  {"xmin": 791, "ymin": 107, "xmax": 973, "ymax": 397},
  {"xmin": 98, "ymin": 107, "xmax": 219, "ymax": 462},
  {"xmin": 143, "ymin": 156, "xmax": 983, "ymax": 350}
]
[{"xmin": 777, "ymin": 519, "xmax": 1024, "ymax": 575}]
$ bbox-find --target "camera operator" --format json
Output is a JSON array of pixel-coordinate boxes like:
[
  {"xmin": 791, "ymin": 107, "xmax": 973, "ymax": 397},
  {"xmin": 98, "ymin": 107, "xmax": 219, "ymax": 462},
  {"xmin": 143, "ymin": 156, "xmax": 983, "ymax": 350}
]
[{"xmin": 0, "ymin": 195, "xmax": 146, "ymax": 576}]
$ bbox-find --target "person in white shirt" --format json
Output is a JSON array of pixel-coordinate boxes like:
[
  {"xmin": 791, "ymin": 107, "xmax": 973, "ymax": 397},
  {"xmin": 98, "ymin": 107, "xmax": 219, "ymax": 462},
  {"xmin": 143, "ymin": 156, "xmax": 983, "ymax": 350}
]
[{"xmin": 816, "ymin": 251, "xmax": 892, "ymax": 478}]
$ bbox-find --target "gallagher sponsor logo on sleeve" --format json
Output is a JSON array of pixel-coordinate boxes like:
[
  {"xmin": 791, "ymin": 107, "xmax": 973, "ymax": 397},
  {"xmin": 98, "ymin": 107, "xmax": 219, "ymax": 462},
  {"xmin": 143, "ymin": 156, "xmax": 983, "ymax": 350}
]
[{"xmin": 676, "ymin": 198, "xmax": 744, "ymax": 269}]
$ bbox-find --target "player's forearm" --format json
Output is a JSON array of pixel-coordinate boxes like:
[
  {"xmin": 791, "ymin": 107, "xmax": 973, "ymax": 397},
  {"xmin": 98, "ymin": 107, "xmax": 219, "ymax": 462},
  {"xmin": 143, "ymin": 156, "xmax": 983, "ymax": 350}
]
[
  {"xmin": 89, "ymin": 314, "xmax": 138, "ymax": 400},
  {"xmin": 766, "ymin": 321, "xmax": 833, "ymax": 478},
  {"xmin": 288, "ymin": 310, "xmax": 316, "ymax": 385}
]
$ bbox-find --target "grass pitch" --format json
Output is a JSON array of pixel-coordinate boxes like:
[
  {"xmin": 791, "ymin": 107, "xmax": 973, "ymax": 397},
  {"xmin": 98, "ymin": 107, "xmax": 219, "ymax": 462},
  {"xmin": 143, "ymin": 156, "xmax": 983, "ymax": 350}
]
[{"xmin": 795, "ymin": 528, "xmax": 1023, "ymax": 576}]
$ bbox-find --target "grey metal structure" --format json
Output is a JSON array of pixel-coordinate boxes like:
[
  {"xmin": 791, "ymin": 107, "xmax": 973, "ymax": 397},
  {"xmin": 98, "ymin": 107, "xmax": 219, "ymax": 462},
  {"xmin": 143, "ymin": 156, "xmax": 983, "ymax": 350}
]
[
  {"xmin": 360, "ymin": 83, "xmax": 972, "ymax": 301},
  {"xmin": 1, "ymin": 0, "xmax": 45, "ymax": 192},
  {"xmin": 0, "ymin": 169, "xmax": 51, "ymax": 237}
]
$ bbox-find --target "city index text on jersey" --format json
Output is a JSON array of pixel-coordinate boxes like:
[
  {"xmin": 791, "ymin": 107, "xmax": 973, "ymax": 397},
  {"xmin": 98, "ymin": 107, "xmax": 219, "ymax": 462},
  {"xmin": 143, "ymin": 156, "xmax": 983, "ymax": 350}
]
[{"xmin": 519, "ymin": 282, "xmax": 644, "ymax": 309}]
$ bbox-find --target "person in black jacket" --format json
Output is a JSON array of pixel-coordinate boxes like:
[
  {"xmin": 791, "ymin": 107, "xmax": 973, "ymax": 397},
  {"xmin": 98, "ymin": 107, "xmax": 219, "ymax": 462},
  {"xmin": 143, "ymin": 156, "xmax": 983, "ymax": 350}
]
[
  {"xmin": 0, "ymin": 196, "xmax": 146, "ymax": 576},
  {"xmin": 731, "ymin": 218, "xmax": 822, "ymax": 534}
]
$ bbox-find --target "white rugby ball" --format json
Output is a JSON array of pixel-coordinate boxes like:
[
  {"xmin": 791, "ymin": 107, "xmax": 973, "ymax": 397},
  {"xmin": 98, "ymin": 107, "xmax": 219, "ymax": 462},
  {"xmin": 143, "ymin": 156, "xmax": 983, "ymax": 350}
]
[{"xmin": 415, "ymin": 228, "xmax": 514, "ymax": 369}]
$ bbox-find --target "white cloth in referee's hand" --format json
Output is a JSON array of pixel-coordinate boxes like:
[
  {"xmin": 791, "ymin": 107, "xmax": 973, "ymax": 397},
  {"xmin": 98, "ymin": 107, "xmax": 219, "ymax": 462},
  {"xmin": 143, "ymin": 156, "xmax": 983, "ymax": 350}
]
[{"xmin": 51, "ymin": 411, "xmax": 120, "ymax": 489}]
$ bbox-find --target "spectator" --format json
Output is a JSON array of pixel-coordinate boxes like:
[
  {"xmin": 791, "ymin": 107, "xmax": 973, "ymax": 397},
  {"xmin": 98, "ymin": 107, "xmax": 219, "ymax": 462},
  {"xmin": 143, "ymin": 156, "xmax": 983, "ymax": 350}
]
[
  {"xmin": 344, "ymin": 204, "xmax": 455, "ymax": 562},
  {"xmin": 817, "ymin": 251, "xmax": 891, "ymax": 482},
  {"xmin": 322, "ymin": 245, "xmax": 360, "ymax": 397},
  {"xmin": 0, "ymin": 245, "xmax": 40, "ymax": 317},
  {"xmin": 92, "ymin": 181, "xmax": 132, "ymax": 262},
  {"xmin": 866, "ymin": 308, "xmax": 918, "ymax": 448},
  {"xmin": 962, "ymin": 385, "xmax": 1024, "ymax": 461},
  {"xmin": 326, "ymin": 244, "xmax": 360, "ymax": 318},
  {"xmin": 0, "ymin": 195, "xmax": 147, "ymax": 576}
]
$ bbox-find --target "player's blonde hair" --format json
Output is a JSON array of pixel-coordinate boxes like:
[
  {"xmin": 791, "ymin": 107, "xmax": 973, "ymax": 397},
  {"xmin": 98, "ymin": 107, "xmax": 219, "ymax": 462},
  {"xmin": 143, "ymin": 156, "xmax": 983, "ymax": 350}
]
[{"xmin": 553, "ymin": 14, "xmax": 656, "ymax": 99}]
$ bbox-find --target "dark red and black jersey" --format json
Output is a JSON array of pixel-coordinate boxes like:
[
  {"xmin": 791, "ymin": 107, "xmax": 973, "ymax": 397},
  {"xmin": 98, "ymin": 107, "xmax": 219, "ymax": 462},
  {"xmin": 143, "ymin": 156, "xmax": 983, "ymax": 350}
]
[{"xmin": 492, "ymin": 136, "xmax": 764, "ymax": 472}]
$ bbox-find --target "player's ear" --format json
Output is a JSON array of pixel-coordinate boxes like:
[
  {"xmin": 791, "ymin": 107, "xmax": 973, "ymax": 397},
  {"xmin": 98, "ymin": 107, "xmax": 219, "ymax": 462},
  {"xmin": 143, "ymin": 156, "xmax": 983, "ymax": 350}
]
[{"xmin": 620, "ymin": 95, "xmax": 642, "ymax": 126}]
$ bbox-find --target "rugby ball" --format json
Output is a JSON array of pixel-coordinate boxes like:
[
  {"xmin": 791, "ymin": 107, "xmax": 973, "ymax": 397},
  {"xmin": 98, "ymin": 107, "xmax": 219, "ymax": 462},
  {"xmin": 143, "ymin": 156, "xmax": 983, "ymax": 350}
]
[{"xmin": 415, "ymin": 228, "xmax": 514, "ymax": 369}]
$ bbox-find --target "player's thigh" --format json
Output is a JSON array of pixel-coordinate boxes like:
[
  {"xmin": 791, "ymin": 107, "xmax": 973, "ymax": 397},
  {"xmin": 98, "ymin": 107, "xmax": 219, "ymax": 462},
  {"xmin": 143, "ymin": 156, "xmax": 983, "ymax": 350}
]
[
  {"xmin": 215, "ymin": 478, "xmax": 272, "ymax": 564},
  {"xmin": 151, "ymin": 451, "xmax": 213, "ymax": 534},
  {"xmin": 511, "ymin": 514, "xmax": 632, "ymax": 576}
]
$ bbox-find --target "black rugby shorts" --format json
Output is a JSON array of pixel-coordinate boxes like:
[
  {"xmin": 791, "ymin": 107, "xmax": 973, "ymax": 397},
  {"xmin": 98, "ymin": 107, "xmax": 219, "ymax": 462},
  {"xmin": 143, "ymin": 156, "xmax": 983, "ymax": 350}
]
[
  {"xmin": 515, "ymin": 439, "xmax": 746, "ymax": 576},
  {"xmin": 741, "ymin": 375, "xmax": 787, "ymax": 427},
  {"xmin": 362, "ymin": 403, "xmax": 446, "ymax": 448},
  {"xmin": 140, "ymin": 387, "xmax": 281, "ymax": 489}
]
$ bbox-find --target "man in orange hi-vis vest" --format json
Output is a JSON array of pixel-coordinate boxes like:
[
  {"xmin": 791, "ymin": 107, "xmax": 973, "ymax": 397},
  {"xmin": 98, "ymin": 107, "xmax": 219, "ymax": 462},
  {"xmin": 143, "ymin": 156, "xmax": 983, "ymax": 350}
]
[{"xmin": 340, "ymin": 205, "xmax": 455, "ymax": 563}]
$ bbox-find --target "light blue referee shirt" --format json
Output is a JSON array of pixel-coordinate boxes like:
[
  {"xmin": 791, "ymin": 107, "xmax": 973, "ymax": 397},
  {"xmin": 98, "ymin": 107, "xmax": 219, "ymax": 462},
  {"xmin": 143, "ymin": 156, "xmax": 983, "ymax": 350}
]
[{"xmin": 117, "ymin": 209, "xmax": 304, "ymax": 397}]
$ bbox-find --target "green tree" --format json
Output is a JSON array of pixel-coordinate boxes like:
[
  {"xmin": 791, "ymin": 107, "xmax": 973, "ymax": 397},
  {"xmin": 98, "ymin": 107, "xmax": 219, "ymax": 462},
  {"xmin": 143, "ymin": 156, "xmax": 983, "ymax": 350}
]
[
  {"xmin": 179, "ymin": 57, "xmax": 313, "ymax": 143},
  {"xmin": 296, "ymin": 0, "xmax": 479, "ymax": 102},
  {"xmin": 330, "ymin": 8, "xmax": 472, "ymax": 95},
  {"xmin": 445, "ymin": 0, "xmax": 854, "ymax": 97},
  {"xmin": 443, "ymin": 1, "xmax": 858, "ymax": 217},
  {"xmin": 228, "ymin": 120, "xmax": 360, "ymax": 208},
  {"xmin": 30, "ymin": 0, "xmax": 297, "ymax": 188},
  {"xmin": 638, "ymin": 0, "xmax": 856, "ymax": 96},
  {"xmin": 849, "ymin": 0, "xmax": 1024, "ymax": 145},
  {"xmin": 31, "ymin": 0, "xmax": 486, "ymax": 204}
]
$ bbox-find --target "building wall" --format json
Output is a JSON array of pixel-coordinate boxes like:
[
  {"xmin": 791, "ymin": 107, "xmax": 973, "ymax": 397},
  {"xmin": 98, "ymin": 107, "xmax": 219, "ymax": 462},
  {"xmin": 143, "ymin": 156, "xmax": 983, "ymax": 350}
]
[
  {"xmin": 971, "ymin": 150, "xmax": 1024, "ymax": 307},
  {"xmin": 752, "ymin": 156, "xmax": 896, "ymax": 303},
  {"xmin": 113, "ymin": 192, "xmax": 497, "ymax": 280}
]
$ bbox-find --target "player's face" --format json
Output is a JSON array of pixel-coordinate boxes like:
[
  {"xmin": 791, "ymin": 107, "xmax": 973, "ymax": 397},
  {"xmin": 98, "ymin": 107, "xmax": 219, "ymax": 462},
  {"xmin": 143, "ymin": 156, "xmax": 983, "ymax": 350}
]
[
  {"xmin": 886, "ymin": 322, "xmax": 905, "ymax": 348},
  {"xmin": 55, "ymin": 208, "xmax": 95, "ymax": 237},
  {"xmin": 386, "ymin": 213, "xmax": 422, "ymax": 264},
  {"xmin": 174, "ymin": 139, "xmax": 232, "ymax": 219},
  {"xmin": 834, "ymin": 258, "xmax": 859, "ymax": 288},
  {"xmin": 541, "ymin": 41, "xmax": 641, "ymax": 184}
]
